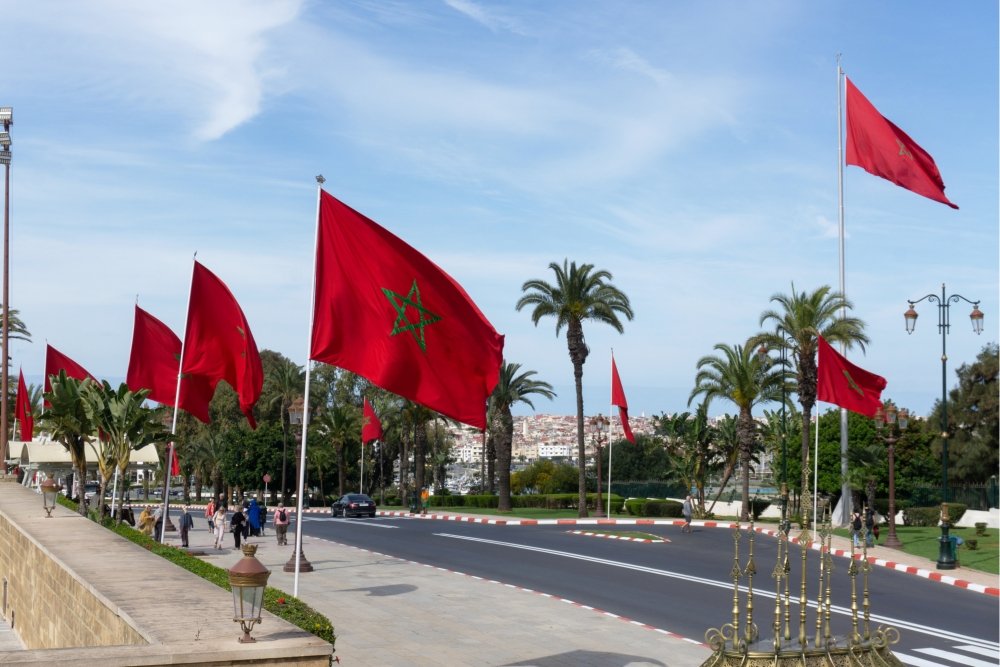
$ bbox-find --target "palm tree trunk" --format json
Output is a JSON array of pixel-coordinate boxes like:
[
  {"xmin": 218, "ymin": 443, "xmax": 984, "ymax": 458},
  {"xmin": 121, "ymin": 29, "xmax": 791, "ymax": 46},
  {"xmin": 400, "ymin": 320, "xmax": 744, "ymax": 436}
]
[
  {"xmin": 567, "ymin": 319, "xmax": 589, "ymax": 518},
  {"xmin": 486, "ymin": 434, "xmax": 496, "ymax": 494},
  {"xmin": 415, "ymin": 422, "xmax": 427, "ymax": 496},
  {"xmin": 738, "ymin": 408, "xmax": 754, "ymax": 522},
  {"xmin": 497, "ymin": 408, "xmax": 514, "ymax": 512},
  {"xmin": 337, "ymin": 442, "xmax": 346, "ymax": 496}
]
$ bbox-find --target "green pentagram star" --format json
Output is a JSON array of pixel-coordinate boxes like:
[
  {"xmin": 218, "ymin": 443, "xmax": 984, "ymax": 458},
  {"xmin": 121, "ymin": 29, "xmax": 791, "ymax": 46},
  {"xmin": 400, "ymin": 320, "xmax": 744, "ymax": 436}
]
[{"xmin": 382, "ymin": 279, "xmax": 441, "ymax": 353}]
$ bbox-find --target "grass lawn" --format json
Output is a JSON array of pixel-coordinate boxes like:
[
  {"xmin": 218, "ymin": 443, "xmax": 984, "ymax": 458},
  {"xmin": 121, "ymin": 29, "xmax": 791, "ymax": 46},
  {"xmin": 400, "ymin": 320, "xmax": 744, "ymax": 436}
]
[{"xmin": 832, "ymin": 525, "xmax": 998, "ymax": 575}]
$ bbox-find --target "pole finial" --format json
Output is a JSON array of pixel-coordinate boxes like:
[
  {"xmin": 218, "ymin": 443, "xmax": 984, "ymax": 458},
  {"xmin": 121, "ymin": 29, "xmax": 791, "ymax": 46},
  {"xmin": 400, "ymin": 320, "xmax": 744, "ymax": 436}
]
[{"xmin": 316, "ymin": 175, "xmax": 326, "ymax": 185}]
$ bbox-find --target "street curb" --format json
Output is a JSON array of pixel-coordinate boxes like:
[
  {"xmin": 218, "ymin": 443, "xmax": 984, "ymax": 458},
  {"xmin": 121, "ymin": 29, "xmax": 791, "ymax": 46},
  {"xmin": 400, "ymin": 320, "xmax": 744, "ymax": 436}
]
[{"xmin": 567, "ymin": 529, "xmax": 667, "ymax": 544}]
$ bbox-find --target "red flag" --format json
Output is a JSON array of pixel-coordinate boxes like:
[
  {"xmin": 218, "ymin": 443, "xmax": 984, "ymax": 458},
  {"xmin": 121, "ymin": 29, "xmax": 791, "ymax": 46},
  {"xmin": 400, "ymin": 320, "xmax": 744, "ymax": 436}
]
[
  {"xmin": 611, "ymin": 356, "xmax": 635, "ymax": 444},
  {"xmin": 127, "ymin": 305, "xmax": 215, "ymax": 423},
  {"xmin": 44, "ymin": 344, "xmax": 96, "ymax": 404},
  {"xmin": 310, "ymin": 191, "xmax": 504, "ymax": 429},
  {"xmin": 181, "ymin": 261, "xmax": 264, "ymax": 428},
  {"xmin": 362, "ymin": 396, "xmax": 382, "ymax": 444},
  {"xmin": 15, "ymin": 369, "xmax": 33, "ymax": 441},
  {"xmin": 169, "ymin": 445, "xmax": 180, "ymax": 476},
  {"xmin": 816, "ymin": 335, "xmax": 887, "ymax": 417},
  {"xmin": 845, "ymin": 77, "xmax": 957, "ymax": 209}
]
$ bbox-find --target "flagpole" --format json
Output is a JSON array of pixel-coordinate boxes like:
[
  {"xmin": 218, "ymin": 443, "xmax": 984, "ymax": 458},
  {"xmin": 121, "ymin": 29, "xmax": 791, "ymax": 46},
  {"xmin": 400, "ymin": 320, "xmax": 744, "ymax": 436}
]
[
  {"xmin": 291, "ymin": 175, "xmax": 325, "ymax": 597},
  {"xmin": 607, "ymin": 350, "xmax": 614, "ymax": 518},
  {"xmin": 360, "ymin": 440, "xmax": 364, "ymax": 495},
  {"xmin": 813, "ymin": 410, "xmax": 820, "ymax": 536},
  {"xmin": 836, "ymin": 56, "xmax": 851, "ymax": 527},
  {"xmin": 160, "ymin": 258, "xmax": 196, "ymax": 543}
]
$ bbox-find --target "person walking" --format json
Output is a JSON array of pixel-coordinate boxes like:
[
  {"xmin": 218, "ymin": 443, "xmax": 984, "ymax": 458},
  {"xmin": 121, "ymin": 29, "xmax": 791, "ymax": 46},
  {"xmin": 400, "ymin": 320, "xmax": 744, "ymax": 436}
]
[
  {"xmin": 230, "ymin": 506, "xmax": 246, "ymax": 549},
  {"xmin": 851, "ymin": 510, "xmax": 863, "ymax": 548},
  {"xmin": 213, "ymin": 505, "xmax": 228, "ymax": 549},
  {"xmin": 179, "ymin": 506, "xmax": 195, "ymax": 548},
  {"xmin": 139, "ymin": 506, "xmax": 155, "ymax": 536},
  {"xmin": 258, "ymin": 503, "xmax": 268, "ymax": 537},
  {"xmin": 682, "ymin": 495, "xmax": 693, "ymax": 533},
  {"xmin": 152, "ymin": 505, "xmax": 163, "ymax": 539},
  {"xmin": 247, "ymin": 498, "xmax": 261, "ymax": 537},
  {"xmin": 864, "ymin": 507, "xmax": 876, "ymax": 548},
  {"xmin": 273, "ymin": 503, "xmax": 289, "ymax": 546},
  {"xmin": 205, "ymin": 497, "xmax": 216, "ymax": 531}
]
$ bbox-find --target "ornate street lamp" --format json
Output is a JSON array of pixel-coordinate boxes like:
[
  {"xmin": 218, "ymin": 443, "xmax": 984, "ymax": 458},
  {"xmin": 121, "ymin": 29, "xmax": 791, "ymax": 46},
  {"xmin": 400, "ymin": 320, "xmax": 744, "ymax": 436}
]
[
  {"xmin": 41, "ymin": 477, "xmax": 60, "ymax": 517},
  {"xmin": 905, "ymin": 283, "xmax": 982, "ymax": 570},
  {"xmin": 588, "ymin": 414, "xmax": 608, "ymax": 518},
  {"xmin": 873, "ymin": 402, "xmax": 908, "ymax": 549},
  {"xmin": 284, "ymin": 397, "xmax": 313, "ymax": 574},
  {"xmin": 228, "ymin": 544, "xmax": 271, "ymax": 643}
]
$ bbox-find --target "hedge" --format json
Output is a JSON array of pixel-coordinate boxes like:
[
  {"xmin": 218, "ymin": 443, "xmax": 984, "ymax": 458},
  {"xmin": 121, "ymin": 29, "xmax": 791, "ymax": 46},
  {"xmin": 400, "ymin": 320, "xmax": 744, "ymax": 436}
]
[
  {"xmin": 425, "ymin": 493, "xmax": 625, "ymax": 512},
  {"xmin": 903, "ymin": 503, "xmax": 968, "ymax": 527},
  {"xmin": 624, "ymin": 499, "xmax": 683, "ymax": 518}
]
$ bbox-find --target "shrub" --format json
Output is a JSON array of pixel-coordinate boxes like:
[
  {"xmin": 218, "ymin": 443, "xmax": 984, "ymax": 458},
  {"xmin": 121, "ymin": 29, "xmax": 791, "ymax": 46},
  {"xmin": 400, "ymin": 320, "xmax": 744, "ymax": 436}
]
[
  {"xmin": 965, "ymin": 538, "xmax": 979, "ymax": 550},
  {"xmin": 903, "ymin": 503, "xmax": 968, "ymax": 527},
  {"xmin": 975, "ymin": 522, "xmax": 987, "ymax": 536},
  {"xmin": 624, "ymin": 499, "xmax": 683, "ymax": 518}
]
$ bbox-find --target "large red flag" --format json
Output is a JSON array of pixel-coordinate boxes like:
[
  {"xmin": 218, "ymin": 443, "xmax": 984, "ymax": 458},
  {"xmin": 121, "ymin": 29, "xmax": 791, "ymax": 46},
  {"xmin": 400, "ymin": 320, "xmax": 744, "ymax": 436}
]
[
  {"xmin": 611, "ymin": 356, "xmax": 635, "ymax": 444},
  {"xmin": 816, "ymin": 335, "xmax": 887, "ymax": 417},
  {"xmin": 44, "ymin": 344, "xmax": 96, "ymax": 400},
  {"xmin": 362, "ymin": 397, "xmax": 382, "ymax": 444},
  {"xmin": 311, "ymin": 191, "xmax": 504, "ymax": 429},
  {"xmin": 181, "ymin": 261, "xmax": 263, "ymax": 428},
  {"xmin": 169, "ymin": 445, "xmax": 180, "ymax": 476},
  {"xmin": 126, "ymin": 305, "xmax": 215, "ymax": 423},
  {"xmin": 845, "ymin": 77, "xmax": 957, "ymax": 209},
  {"xmin": 15, "ymin": 369, "xmax": 33, "ymax": 441}
]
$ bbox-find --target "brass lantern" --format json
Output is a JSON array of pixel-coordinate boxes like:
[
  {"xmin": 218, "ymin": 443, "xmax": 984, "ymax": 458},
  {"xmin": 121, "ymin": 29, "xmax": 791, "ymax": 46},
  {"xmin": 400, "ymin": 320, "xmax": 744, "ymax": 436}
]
[
  {"xmin": 41, "ymin": 478, "xmax": 61, "ymax": 518},
  {"xmin": 228, "ymin": 543, "xmax": 271, "ymax": 643}
]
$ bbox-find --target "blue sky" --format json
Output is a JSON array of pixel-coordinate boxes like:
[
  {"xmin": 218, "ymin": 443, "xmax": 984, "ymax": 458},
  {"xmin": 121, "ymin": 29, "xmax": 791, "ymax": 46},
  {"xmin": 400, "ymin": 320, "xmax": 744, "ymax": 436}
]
[{"xmin": 3, "ymin": 1, "xmax": 997, "ymax": 420}]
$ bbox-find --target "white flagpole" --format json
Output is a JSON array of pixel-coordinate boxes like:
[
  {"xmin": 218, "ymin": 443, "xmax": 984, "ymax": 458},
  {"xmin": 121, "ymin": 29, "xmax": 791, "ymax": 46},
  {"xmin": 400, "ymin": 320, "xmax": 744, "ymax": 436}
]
[
  {"xmin": 160, "ymin": 259, "xmax": 195, "ymax": 543},
  {"xmin": 836, "ymin": 56, "xmax": 852, "ymax": 528},
  {"xmin": 607, "ymin": 351, "xmax": 614, "ymax": 517},
  {"xmin": 813, "ymin": 410, "xmax": 820, "ymax": 536},
  {"xmin": 360, "ymin": 441, "xmax": 365, "ymax": 495},
  {"xmin": 293, "ymin": 176, "xmax": 325, "ymax": 597}
]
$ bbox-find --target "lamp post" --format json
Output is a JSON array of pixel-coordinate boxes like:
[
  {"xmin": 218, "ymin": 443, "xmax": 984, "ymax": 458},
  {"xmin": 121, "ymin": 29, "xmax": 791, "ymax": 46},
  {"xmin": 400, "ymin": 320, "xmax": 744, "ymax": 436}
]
[
  {"xmin": 904, "ymin": 283, "xmax": 983, "ymax": 570},
  {"xmin": 41, "ymin": 477, "xmax": 60, "ymax": 517},
  {"xmin": 283, "ymin": 397, "xmax": 313, "ymax": 573},
  {"xmin": 873, "ymin": 401, "xmax": 908, "ymax": 549},
  {"xmin": 588, "ymin": 414, "xmax": 607, "ymax": 518},
  {"xmin": 0, "ymin": 106, "xmax": 12, "ymax": 472},
  {"xmin": 758, "ymin": 339, "xmax": 790, "ymax": 534},
  {"xmin": 228, "ymin": 543, "xmax": 271, "ymax": 643}
]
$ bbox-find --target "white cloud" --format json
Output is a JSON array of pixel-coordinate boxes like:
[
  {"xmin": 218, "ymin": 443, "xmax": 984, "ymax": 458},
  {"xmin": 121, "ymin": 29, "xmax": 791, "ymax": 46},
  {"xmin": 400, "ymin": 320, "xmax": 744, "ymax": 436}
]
[{"xmin": 442, "ymin": 0, "xmax": 527, "ymax": 35}]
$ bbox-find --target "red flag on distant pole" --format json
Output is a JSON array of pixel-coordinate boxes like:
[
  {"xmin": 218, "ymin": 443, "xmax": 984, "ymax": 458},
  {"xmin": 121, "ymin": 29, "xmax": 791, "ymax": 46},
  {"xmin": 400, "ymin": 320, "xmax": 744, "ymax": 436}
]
[
  {"xmin": 611, "ymin": 356, "xmax": 635, "ymax": 444},
  {"xmin": 169, "ymin": 445, "xmax": 180, "ymax": 476},
  {"xmin": 310, "ymin": 191, "xmax": 504, "ymax": 429},
  {"xmin": 816, "ymin": 335, "xmax": 887, "ymax": 417},
  {"xmin": 362, "ymin": 396, "xmax": 382, "ymax": 444},
  {"xmin": 181, "ymin": 261, "xmax": 264, "ymax": 428},
  {"xmin": 15, "ymin": 369, "xmax": 33, "ymax": 441},
  {"xmin": 127, "ymin": 305, "xmax": 215, "ymax": 423},
  {"xmin": 845, "ymin": 77, "xmax": 957, "ymax": 209},
  {"xmin": 44, "ymin": 344, "xmax": 97, "ymax": 404}
]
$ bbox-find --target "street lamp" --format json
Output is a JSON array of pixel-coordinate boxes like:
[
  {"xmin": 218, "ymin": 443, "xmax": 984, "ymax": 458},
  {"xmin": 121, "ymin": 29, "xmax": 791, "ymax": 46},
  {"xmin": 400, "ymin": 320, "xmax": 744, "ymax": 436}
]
[
  {"xmin": 283, "ymin": 397, "xmax": 313, "ymax": 574},
  {"xmin": 0, "ymin": 106, "xmax": 11, "ymax": 472},
  {"xmin": 758, "ymin": 339, "xmax": 790, "ymax": 534},
  {"xmin": 588, "ymin": 414, "xmax": 608, "ymax": 518},
  {"xmin": 41, "ymin": 477, "xmax": 60, "ymax": 517},
  {"xmin": 228, "ymin": 543, "xmax": 271, "ymax": 643},
  {"xmin": 905, "ymin": 283, "xmax": 983, "ymax": 570},
  {"xmin": 873, "ymin": 401, "xmax": 908, "ymax": 549}
]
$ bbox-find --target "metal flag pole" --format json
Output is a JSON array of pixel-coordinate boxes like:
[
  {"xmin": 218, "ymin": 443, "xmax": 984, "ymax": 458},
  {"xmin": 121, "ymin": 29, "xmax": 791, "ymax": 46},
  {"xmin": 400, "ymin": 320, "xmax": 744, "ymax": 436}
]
[
  {"xmin": 160, "ymin": 257, "xmax": 196, "ymax": 543},
  {"xmin": 607, "ymin": 350, "xmax": 614, "ymax": 518},
  {"xmin": 360, "ymin": 439, "xmax": 365, "ymax": 495},
  {"xmin": 836, "ymin": 56, "xmax": 851, "ymax": 527},
  {"xmin": 813, "ymin": 413, "xmax": 820, "ymax": 536},
  {"xmin": 291, "ymin": 176, "xmax": 325, "ymax": 597}
]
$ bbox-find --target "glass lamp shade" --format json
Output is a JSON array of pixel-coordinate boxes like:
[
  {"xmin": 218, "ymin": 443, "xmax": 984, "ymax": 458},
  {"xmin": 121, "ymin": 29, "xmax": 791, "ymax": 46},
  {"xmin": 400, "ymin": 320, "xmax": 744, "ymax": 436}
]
[
  {"xmin": 897, "ymin": 409, "xmax": 910, "ymax": 431},
  {"xmin": 904, "ymin": 306, "xmax": 918, "ymax": 334},
  {"xmin": 41, "ymin": 478, "xmax": 60, "ymax": 515},
  {"xmin": 970, "ymin": 306, "xmax": 984, "ymax": 335},
  {"xmin": 228, "ymin": 544, "xmax": 271, "ymax": 642}
]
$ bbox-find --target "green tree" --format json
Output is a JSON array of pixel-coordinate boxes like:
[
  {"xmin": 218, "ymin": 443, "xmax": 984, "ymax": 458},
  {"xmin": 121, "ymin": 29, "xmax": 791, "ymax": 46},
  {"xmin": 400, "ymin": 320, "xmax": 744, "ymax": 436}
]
[
  {"xmin": 218, "ymin": 423, "xmax": 283, "ymax": 496},
  {"xmin": 489, "ymin": 361, "xmax": 555, "ymax": 512},
  {"xmin": 38, "ymin": 372, "xmax": 96, "ymax": 516},
  {"xmin": 706, "ymin": 414, "xmax": 739, "ymax": 514},
  {"xmin": 753, "ymin": 285, "xmax": 869, "ymax": 519},
  {"xmin": 689, "ymin": 341, "xmax": 784, "ymax": 521},
  {"xmin": 516, "ymin": 259, "xmax": 633, "ymax": 517},
  {"xmin": 261, "ymin": 356, "xmax": 304, "ymax": 502},
  {"xmin": 313, "ymin": 403, "xmax": 361, "ymax": 497}
]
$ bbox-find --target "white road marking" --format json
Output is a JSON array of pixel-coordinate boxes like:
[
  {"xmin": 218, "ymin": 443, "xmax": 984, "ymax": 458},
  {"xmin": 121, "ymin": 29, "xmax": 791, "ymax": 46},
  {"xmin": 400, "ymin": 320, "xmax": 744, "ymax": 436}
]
[
  {"xmin": 954, "ymin": 645, "xmax": 1000, "ymax": 658},
  {"xmin": 914, "ymin": 647, "xmax": 998, "ymax": 667}
]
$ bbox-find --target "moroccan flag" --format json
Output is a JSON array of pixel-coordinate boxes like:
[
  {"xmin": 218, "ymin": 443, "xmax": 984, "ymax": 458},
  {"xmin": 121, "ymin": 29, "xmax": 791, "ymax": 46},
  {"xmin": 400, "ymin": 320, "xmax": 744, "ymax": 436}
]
[
  {"xmin": 310, "ymin": 191, "xmax": 504, "ymax": 430},
  {"xmin": 169, "ymin": 444, "xmax": 180, "ymax": 476},
  {"xmin": 845, "ymin": 77, "xmax": 957, "ymax": 209},
  {"xmin": 816, "ymin": 335, "xmax": 887, "ymax": 417},
  {"xmin": 127, "ymin": 305, "xmax": 214, "ymax": 423},
  {"xmin": 15, "ymin": 369, "xmax": 33, "ymax": 441},
  {"xmin": 362, "ymin": 396, "xmax": 382, "ymax": 444},
  {"xmin": 181, "ymin": 261, "xmax": 264, "ymax": 428},
  {"xmin": 44, "ymin": 344, "xmax": 96, "ymax": 402},
  {"xmin": 611, "ymin": 356, "xmax": 635, "ymax": 444}
]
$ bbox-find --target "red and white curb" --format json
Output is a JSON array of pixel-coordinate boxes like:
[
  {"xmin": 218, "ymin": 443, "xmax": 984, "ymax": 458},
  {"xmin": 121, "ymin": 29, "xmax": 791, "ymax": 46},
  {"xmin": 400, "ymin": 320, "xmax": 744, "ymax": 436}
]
[
  {"xmin": 568, "ymin": 529, "xmax": 667, "ymax": 544},
  {"xmin": 376, "ymin": 512, "xmax": 999, "ymax": 597},
  {"xmin": 309, "ymin": 535, "xmax": 705, "ymax": 648}
]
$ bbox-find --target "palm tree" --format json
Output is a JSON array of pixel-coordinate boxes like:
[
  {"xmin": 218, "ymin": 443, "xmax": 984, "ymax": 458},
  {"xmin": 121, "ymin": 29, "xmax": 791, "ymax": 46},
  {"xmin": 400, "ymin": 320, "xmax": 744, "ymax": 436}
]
[
  {"xmin": 689, "ymin": 342, "xmax": 784, "ymax": 521},
  {"xmin": 262, "ymin": 358, "xmax": 304, "ymax": 502},
  {"xmin": 753, "ymin": 284, "xmax": 869, "ymax": 522},
  {"xmin": 517, "ymin": 260, "xmax": 633, "ymax": 517},
  {"xmin": 313, "ymin": 403, "xmax": 361, "ymax": 497},
  {"xmin": 38, "ymin": 372, "xmax": 97, "ymax": 516},
  {"xmin": 489, "ymin": 361, "xmax": 555, "ymax": 512},
  {"xmin": 706, "ymin": 414, "xmax": 739, "ymax": 515}
]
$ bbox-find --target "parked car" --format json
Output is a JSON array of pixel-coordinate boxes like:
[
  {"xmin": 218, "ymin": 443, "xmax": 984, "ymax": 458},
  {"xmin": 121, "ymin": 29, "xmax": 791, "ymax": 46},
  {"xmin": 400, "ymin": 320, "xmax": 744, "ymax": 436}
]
[{"xmin": 331, "ymin": 493, "xmax": 377, "ymax": 518}]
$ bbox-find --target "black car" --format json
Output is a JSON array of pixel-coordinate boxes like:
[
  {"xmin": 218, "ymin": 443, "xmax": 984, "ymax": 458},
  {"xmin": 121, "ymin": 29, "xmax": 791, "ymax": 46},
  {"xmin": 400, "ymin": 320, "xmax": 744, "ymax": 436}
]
[{"xmin": 331, "ymin": 493, "xmax": 377, "ymax": 518}]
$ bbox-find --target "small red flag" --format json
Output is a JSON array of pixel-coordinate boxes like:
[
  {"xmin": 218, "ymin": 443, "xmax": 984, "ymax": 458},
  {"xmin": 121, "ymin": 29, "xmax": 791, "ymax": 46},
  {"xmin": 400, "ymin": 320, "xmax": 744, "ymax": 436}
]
[
  {"xmin": 16, "ymin": 369, "xmax": 33, "ymax": 441},
  {"xmin": 845, "ymin": 77, "xmax": 957, "ymax": 209},
  {"xmin": 181, "ymin": 261, "xmax": 264, "ymax": 428},
  {"xmin": 611, "ymin": 356, "xmax": 635, "ymax": 444},
  {"xmin": 362, "ymin": 396, "xmax": 382, "ymax": 444},
  {"xmin": 127, "ymin": 305, "xmax": 215, "ymax": 423},
  {"xmin": 169, "ymin": 445, "xmax": 180, "ymax": 476},
  {"xmin": 310, "ymin": 191, "xmax": 504, "ymax": 429},
  {"xmin": 816, "ymin": 335, "xmax": 887, "ymax": 417},
  {"xmin": 44, "ymin": 344, "xmax": 97, "ymax": 405}
]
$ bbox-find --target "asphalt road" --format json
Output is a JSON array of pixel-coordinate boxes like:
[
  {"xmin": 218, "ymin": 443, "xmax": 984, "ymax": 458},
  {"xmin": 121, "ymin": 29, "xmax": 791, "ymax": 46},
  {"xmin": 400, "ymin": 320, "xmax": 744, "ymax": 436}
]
[{"xmin": 293, "ymin": 514, "xmax": 999, "ymax": 666}]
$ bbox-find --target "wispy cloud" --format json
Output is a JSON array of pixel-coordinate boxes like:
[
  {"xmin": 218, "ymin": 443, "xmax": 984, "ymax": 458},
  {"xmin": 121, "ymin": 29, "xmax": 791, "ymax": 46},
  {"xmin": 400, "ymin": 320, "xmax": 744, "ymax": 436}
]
[{"xmin": 442, "ymin": 0, "xmax": 527, "ymax": 35}]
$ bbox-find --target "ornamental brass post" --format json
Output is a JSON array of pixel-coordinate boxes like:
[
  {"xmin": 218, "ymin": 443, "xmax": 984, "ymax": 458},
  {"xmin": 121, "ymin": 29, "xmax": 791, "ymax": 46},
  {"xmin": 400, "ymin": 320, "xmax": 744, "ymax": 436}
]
[
  {"xmin": 822, "ymin": 517, "xmax": 834, "ymax": 643},
  {"xmin": 782, "ymin": 534, "xmax": 791, "ymax": 641},
  {"xmin": 814, "ymin": 519, "xmax": 826, "ymax": 648},
  {"xmin": 730, "ymin": 522, "xmax": 742, "ymax": 639},
  {"xmin": 848, "ymin": 539, "xmax": 860, "ymax": 643},
  {"xmin": 798, "ymin": 515, "xmax": 810, "ymax": 647},
  {"xmin": 771, "ymin": 526, "xmax": 785, "ymax": 651},
  {"xmin": 861, "ymin": 526, "xmax": 872, "ymax": 641},
  {"xmin": 744, "ymin": 520, "xmax": 757, "ymax": 645}
]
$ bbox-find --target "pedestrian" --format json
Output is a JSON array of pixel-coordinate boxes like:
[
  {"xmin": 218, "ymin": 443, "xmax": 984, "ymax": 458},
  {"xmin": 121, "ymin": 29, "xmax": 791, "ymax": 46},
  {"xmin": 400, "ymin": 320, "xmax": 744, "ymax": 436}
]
[
  {"xmin": 421, "ymin": 487, "xmax": 430, "ymax": 514},
  {"xmin": 274, "ymin": 503, "xmax": 289, "ymax": 546},
  {"xmin": 247, "ymin": 498, "xmax": 261, "ymax": 537},
  {"xmin": 851, "ymin": 510, "xmax": 862, "ymax": 547},
  {"xmin": 205, "ymin": 497, "xmax": 216, "ymax": 531},
  {"xmin": 152, "ymin": 505, "xmax": 163, "ymax": 539},
  {"xmin": 682, "ymin": 495, "xmax": 693, "ymax": 533},
  {"xmin": 258, "ymin": 503, "xmax": 268, "ymax": 537},
  {"xmin": 213, "ymin": 505, "xmax": 228, "ymax": 549},
  {"xmin": 864, "ymin": 507, "xmax": 876, "ymax": 548},
  {"xmin": 179, "ymin": 505, "xmax": 195, "ymax": 548},
  {"xmin": 139, "ymin": 506, "xmax": 155, "ymax": 536},
  {"xmin": 230, "ymin": 506, "xmax": 246, "ymax": 549}
]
